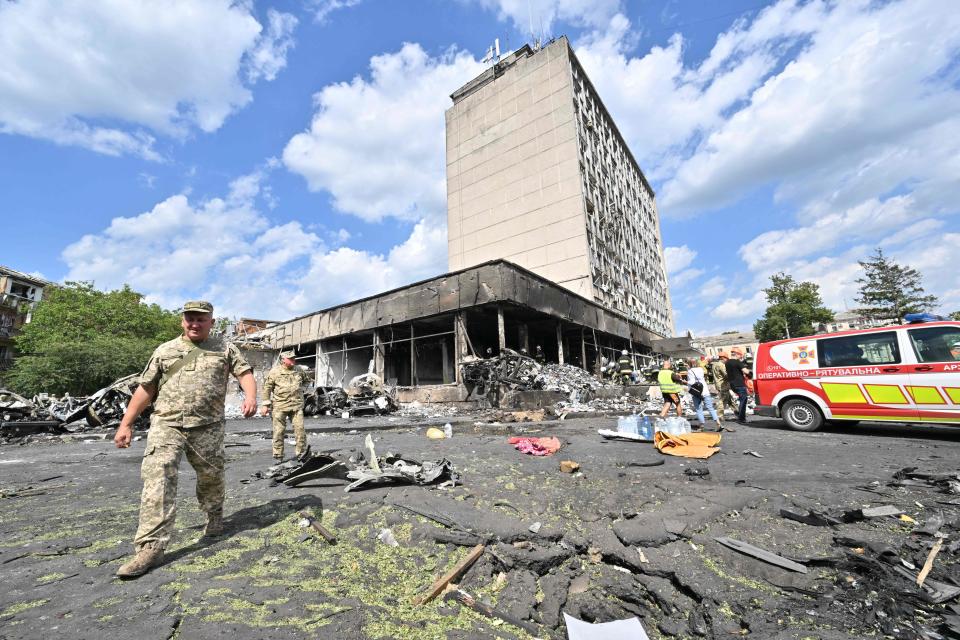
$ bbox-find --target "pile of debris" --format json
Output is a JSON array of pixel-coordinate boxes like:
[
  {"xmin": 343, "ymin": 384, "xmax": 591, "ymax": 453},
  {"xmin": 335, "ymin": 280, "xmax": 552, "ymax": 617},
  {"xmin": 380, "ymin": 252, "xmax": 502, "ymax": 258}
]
[
  {"xmin": 532, "ymin": 363, "xmax": 604, "ymax": 394},
  {"xmin": 462, "ymin": 348, "xmax": 648, "ymax": 408},
  {"xmin": 1, "ymin": 374, "xmax": 149, "ymax": 440},
  {"xmin": 461, "ymin": 348, "xmax": 541, "ymax": 402},
  {"xmin": 251, "ymin": 435, "xmax": 459, "ymax": 493},
  {"xmin": 762, "ymin": 465, "xmax": 960, "ymax": 638},
  {"xmin": 303, "ymin": 373, "xmax": 398, "ymax": 418}
]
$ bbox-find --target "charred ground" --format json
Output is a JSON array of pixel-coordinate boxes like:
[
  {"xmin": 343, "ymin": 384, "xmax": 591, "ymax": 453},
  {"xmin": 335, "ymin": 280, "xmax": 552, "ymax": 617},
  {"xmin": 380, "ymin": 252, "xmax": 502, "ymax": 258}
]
[{"xmin": 1, "ymin": 415, "xmax": 959, "ymax": 640}]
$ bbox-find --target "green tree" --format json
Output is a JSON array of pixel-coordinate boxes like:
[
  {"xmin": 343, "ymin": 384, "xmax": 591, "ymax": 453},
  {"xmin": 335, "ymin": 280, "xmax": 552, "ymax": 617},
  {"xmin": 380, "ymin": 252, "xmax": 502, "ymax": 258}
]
[
  {"xmin": 753, "ymin": 273, "xmax": 834, "ymax": 342},
  {"xmin": 4, "ymin": 282, "xmax": 182, "ymax": 395},
  {"xmin": 948, "ymin": 311, "xmax": 960, "ymax": 321},
  {"xmin": 855, "ymin": 249, "xmax": 938, "ymax": 323}
]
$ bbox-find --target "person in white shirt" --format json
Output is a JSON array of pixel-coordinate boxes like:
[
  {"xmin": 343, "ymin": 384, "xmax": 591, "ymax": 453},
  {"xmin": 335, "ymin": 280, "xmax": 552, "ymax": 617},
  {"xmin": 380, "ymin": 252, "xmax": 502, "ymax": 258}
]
[{"xmin": 686, "ymin": 358, "xmax": 720, "ymax": 429}]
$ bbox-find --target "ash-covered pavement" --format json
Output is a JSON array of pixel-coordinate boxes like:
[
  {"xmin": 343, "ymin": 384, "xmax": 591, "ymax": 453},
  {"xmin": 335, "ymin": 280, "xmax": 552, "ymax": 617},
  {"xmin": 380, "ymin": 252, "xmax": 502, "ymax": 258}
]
[{"xmin": 2, "ymin": 415, "xmax": 959, "ymax": 640}]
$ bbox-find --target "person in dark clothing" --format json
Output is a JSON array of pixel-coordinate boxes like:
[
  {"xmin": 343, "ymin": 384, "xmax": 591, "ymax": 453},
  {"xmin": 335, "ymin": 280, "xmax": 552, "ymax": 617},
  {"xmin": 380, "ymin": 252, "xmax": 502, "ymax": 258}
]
[{"xmin": 725, "ymin": 349, "xmax": 751, "ymax": 424}]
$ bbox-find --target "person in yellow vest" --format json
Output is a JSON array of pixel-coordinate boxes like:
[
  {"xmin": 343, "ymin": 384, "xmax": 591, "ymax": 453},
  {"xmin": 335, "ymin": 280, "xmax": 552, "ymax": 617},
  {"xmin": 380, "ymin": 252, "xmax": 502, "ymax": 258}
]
[
  {"xmin": 658, "ymin": 359, "xmax": 686, "ymax": 418},
  {"xmin": 260, "ymin": 350, "xmax": 309, "ymax": 460}
]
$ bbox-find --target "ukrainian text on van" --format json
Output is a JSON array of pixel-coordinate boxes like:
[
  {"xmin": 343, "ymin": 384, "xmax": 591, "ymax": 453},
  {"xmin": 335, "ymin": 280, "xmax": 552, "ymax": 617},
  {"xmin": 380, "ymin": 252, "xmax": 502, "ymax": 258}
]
[{"xmin": 754, "ymin": 321, "xmax": 960, "ymax": 431}]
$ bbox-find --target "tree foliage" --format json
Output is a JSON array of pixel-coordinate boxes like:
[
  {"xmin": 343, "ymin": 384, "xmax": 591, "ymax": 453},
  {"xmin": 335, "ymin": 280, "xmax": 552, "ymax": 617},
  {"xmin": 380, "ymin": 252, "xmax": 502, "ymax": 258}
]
[
  {"xmin": 5, "ymin": 282, "xmax": 182, "ymax": 395},
  {"xmin": 855, "ymin": 248, "xmax": 938, "ymax": 323},
  {"xmin": 753, "ymin": 273, "xmax": 834, "ymax": 342},
  {"xmin": 950, "ymin": 311, "xmax": 960, "ymax": 321}
]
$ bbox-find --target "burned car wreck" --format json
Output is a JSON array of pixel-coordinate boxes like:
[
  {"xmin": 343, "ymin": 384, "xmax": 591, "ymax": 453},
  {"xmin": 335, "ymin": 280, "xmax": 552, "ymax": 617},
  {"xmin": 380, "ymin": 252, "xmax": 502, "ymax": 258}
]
[{"xmin": 1, "ymin": 374, "xmax": 150, "ymax": 440}]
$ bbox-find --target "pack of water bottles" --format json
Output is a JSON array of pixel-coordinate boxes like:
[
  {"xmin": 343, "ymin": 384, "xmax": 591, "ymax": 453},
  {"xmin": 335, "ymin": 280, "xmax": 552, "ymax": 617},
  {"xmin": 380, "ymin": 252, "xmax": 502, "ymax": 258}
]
[
  {"xmin": 654, "ymin": 416, "xmax": 691, "ymax": 436},
  {"xmin": 616, "ymin": 414, "xmax": 655, "ymax": 440}
]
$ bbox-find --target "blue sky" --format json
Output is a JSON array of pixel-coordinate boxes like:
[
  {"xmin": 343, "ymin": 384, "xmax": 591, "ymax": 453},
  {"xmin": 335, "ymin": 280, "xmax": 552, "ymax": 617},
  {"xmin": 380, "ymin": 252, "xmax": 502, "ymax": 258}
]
[{"xmin": 3, "ymin": 0, "xmax": 958, "ymax": 336}]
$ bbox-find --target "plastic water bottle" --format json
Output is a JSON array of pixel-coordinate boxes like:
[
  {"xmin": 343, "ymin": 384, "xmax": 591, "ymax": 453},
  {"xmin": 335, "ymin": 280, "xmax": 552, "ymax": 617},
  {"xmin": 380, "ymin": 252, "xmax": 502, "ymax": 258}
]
[
  {"xmin": 617, "ymin": 415, "xmax": 638, "ymax": 435},
  {"xmin": 443, "ymin": 423, "xmax": 453, "ymax": 439},
  {"xmin": 667, "ymin": 417, "xmax": 691, "ymax": 435},
  {"xmin": 654, "ymin": 418, "xmax": 667, "ymax": 434},
  {"xmin": 639, "ymin": 415, "xmax": 653, "ymax": 439}
]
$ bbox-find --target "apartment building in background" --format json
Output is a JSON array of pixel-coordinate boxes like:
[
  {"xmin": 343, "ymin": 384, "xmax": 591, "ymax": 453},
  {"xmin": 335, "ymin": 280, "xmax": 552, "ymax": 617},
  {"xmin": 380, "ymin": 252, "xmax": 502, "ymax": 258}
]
[{"xmin": 0, "ymin": 266, "xmax": 52, "ymax": 369}]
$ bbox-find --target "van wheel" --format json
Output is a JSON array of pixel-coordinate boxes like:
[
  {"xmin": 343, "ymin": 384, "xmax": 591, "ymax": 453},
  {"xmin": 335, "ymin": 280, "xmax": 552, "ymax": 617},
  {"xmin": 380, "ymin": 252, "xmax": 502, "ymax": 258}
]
[{"xmin": 781, "ymin": 399, "xmax": 823, "ymax": 432}]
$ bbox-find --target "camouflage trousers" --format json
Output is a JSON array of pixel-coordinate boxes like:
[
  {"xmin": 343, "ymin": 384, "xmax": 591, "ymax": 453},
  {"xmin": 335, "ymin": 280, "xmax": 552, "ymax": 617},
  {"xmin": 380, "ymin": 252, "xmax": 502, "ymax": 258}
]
[
  {"xmin": 133, "ymin": 421, "xmax": 225, "ymax": 551},
  {"xmin": 272, "ymin": 408, "xmax": 305, "ymax": 458},
  {"xmin": 714, "ymin": 381, "xmax": 733, "ymax": 417}
]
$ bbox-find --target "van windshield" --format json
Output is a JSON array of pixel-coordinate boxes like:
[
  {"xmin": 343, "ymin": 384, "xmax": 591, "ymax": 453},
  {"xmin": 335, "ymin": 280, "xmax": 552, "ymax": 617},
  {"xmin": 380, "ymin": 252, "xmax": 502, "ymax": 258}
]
[
  {"xmin": 908, "ymin": 326, "xmax": 960, "ymax": 363},
  {"xmin": 817, "ymin": 331, "xmax": 900, "ymax": 367}
]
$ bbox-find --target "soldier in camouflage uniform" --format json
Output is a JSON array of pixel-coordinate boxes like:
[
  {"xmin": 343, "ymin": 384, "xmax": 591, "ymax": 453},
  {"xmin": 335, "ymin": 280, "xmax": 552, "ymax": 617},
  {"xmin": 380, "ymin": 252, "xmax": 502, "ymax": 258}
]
[
  {"xmin": 113, "ymin": 301, "xmax": 257, "ymax": 579},
  {"xmin": 260, "ymin": 350, "xmax": 309, "ymax": 460},
  {"xmin": 711, "ymin": 352, "xmax": 731, "ymax": 426}
]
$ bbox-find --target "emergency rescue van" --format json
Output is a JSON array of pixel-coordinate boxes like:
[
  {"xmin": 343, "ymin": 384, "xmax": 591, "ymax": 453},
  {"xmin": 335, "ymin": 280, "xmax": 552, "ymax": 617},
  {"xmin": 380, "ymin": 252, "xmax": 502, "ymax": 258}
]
[{"xmin": 754, "ymin": 319, "xmax": 960, "ymax": 431}]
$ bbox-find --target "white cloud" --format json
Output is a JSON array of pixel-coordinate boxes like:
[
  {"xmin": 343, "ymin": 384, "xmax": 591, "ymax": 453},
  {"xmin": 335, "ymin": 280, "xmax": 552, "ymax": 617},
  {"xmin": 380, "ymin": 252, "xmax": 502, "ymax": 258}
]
[
  {"xmin": 663, "ymin": 245, "xmax": 696, "ymax": 274},
  {"xmin": 288, "ymin": 220, "xmax": 447, "ymax": 314},
  {"xmin": 658, "ymin": 0, "xmax": 960, "ymax": 215},
  {"xmin": 670, "ymin": 268, "xmax": 704, "ymax": 288},
  {"xmin": 61, "ymin": 168, "xmax": 446, "ymax": 320},
  {"xmin": 737, "ymin": 195, "xmax": 921, "ymax": 271},
  {"xmin": 573, "ymin": 13, "xmax": 779, "ymax": 180},
  {"xmin": 0, "ymin": 0, "xmax": 297, "ymax": 158},
  {"xmin": 710, "ymin": 291, "xmax": 766, "ymax": 321},
  {"xmin": 245, "ymin": 9, "xmax": 299, "ymax": 83},
  {"xmin": 701, "ymin": 276, "xmax": 726, "ymax": 299},
  {"xmin": 311, "ymin": 0, "xmax": 362, "ymax": 23},
  {"xmin": 473, "ymin": 0, "xmax": 623, "ymax": 34},
  {"xmin": 283, "ymin": 43, "xmax": 484, "ymax": 223}
]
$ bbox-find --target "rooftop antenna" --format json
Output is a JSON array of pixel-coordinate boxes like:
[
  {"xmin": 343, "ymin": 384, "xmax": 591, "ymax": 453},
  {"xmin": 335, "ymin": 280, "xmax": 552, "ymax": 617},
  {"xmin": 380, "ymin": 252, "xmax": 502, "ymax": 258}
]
[
  {"xmin": 482, "ymin": 38, "xmax": 501, "ymax": 65},
  {"xmin": 527, "ymin": 0, "xmax": 541, "ymax": 50}
]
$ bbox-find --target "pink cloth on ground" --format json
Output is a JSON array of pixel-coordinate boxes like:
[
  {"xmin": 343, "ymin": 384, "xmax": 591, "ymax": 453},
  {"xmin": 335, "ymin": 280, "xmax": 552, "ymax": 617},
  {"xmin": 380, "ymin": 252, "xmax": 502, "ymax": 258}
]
[{"xmin": 507, "ymin": 436, "xmax": 562, "ymax": 456}]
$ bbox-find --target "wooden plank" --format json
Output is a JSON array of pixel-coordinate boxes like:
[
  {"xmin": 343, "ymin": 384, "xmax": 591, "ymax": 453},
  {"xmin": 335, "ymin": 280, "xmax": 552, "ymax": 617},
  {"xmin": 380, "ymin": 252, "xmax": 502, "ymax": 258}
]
[
  {"xmin": 412, "ymin": 544, "xmax": 485, "ymax": 605},
  {"xmin": 715, "ymin": 536, "xmax": 808, "ymax": 574},
  {"xmin": 917, "ymin": 538, "xmax": 943, "ymax": 588}
]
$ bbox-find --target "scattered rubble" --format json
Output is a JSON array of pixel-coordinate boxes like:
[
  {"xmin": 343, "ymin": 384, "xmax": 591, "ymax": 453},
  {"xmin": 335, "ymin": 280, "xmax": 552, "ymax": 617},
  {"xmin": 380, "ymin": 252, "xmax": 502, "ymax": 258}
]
[
  {"xmin": 249, "ymin": 435, "xmax": 460, "ymax": 493},
  {"xmin": 1, "ymin": 373, "xmax": 149, "ymax": 441}
]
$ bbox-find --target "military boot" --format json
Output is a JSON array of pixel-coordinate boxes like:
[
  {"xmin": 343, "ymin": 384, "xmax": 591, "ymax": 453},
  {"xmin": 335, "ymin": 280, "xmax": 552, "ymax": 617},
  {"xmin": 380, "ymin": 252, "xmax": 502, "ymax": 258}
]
[
  {"xmin": 116, "ymin": 546, "xmax": 164, "ymax": 579},
  {"xmin": 202, "ymin": 509, "xmax": 224, "ymax": 538}
]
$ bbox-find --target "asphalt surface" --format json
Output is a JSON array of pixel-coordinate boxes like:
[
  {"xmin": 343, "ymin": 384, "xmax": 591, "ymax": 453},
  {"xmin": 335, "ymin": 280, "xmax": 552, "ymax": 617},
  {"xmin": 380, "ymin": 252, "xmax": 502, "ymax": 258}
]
[{"xmin": 1, "ymin": 413, "xmax": 959, "ymax": 639}]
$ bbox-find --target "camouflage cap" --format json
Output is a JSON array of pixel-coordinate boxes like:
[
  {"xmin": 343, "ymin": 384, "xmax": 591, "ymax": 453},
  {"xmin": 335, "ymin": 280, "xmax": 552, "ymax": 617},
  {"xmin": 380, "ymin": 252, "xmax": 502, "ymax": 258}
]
[
  {"xmin": 182, "ymin": 300, "xmax": 213, "ymax": 314},
  {"xmin": 279, "ymin": 350, "xmax": 295, "ymax": 359}
]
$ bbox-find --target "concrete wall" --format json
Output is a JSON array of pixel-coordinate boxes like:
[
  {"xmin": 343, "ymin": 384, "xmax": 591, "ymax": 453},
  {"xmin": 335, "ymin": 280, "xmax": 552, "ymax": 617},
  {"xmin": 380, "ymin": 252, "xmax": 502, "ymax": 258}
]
[{"xmin": 446, "ymin": 39, "xmax": 591, "ymax": 300}]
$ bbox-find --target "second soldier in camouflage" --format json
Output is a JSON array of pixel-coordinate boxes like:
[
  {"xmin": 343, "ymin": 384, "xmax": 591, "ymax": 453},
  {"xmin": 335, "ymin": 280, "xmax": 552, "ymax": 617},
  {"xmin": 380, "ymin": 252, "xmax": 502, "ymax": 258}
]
[{"xmin": 260, "ymin": 350, "xmax": 310, "ymax": 460}]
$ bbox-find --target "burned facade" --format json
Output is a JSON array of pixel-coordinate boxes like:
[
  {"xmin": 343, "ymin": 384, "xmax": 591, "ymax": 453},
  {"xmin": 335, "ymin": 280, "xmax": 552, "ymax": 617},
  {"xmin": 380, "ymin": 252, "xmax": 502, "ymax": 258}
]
[
  {"xmin": 257, "ymin": 261, "xmax": 661, "ymax": 402},
  {"xmin": 445, "ymin": 37, "xmax": 674, "ymax": 337}
]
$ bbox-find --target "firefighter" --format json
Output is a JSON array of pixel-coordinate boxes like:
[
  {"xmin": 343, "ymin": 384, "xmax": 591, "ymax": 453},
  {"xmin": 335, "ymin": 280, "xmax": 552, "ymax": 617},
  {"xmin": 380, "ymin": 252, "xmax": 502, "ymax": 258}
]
[{"xmin": 617, "ymin": 349, "xmax": 633, "ymax": 385}]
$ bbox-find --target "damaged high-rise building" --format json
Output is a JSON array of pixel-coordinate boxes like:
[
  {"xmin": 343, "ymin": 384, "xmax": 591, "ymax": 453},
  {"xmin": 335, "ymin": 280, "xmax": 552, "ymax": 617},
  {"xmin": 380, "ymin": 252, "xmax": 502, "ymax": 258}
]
[
  {"xmin": 254, "ymin": 37, "xmax": 685, "ymax": 402},
  {"xmin": 446, "ymin": 37, "xmax": 674, "ymax": 337}
]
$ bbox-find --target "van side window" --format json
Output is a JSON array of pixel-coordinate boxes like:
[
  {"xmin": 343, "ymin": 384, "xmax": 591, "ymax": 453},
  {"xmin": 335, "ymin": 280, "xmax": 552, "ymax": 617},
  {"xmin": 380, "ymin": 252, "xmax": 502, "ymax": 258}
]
[
  {"xmin": 817, "ymin": 332, "xmax": 900, "ymax": 367},
  {"xmin": 908, "ymin": 326, "xmax": 960, "ymax": 363}
]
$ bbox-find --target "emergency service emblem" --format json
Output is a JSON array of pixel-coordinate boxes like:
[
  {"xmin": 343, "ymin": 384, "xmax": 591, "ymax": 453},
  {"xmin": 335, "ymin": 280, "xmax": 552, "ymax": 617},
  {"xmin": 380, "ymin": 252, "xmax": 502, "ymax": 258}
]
[{"xmin": 792, "ymin": 345, "xmax": 815, "ymax": 365}]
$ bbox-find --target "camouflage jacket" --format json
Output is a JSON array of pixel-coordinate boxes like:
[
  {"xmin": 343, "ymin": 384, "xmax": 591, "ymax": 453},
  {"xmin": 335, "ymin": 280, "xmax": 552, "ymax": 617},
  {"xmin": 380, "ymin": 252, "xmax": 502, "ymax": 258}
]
[
  {"xmin": 709, "ymin": 360, "xmax": 728, "ymax": 384},
  {"xmin": 139, "ymin": 335, "xmax": 251, "ymax": 429},
  {"xmin": 261, "ymin": 365, "xmax": 309, "ymax": 412}
]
